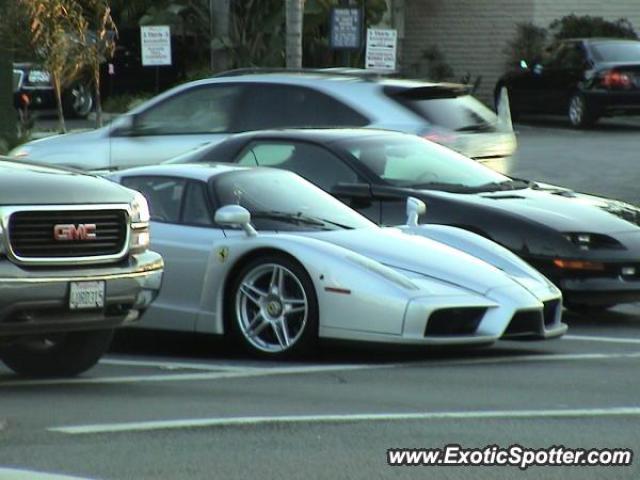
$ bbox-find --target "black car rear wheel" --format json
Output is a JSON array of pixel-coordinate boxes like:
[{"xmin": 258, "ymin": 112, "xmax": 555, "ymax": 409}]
[
  {"xmin": 568, "ymin": 93, "xmax": 597, "ymax": 128},
  {"xmin": 62, "ymin": 81, "xmax": 94, "ymax": 118}
]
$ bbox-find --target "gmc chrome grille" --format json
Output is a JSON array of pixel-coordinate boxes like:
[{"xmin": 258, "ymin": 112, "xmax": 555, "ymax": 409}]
[{"xmin": 8, "ymin": 209, "xmax": 128, "ymax": 259}]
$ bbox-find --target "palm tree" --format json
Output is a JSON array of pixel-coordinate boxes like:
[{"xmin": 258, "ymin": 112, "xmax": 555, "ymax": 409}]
[{"xmin": 285, "ymin": 0, "xmax": 304, "ymax": 68}]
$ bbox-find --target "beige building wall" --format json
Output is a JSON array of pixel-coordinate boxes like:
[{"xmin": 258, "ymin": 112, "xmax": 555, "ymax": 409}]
[{"xmin": 401, "ymin": 0, "xmax": 640, "ymax": 104}]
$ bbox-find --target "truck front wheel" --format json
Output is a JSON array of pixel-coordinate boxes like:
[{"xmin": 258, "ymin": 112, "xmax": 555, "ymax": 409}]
[{"xmin": 0, "ymin": 329, "xmax": 114, "ymax": 377}]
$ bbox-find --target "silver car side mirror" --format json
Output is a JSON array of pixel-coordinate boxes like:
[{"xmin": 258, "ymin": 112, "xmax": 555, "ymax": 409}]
[
  {"xmin": 406, "ymin": 197, "xmax": 426, "ymax": 227},
  {"xmin": 214, "ymin": 205, "xmax": 257, "ymax": 237}
]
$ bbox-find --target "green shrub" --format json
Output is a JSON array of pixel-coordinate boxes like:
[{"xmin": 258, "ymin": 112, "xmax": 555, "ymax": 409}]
[
  {"xmin": 504, "ymin": 15, "xmax": 638, "ymax": 70},
  {"xmin": 503, "ymin": 22, "xmax": 548, "ymax": 68},
  {"xmin": 405, "ymin": 45, "xmax": 454, "ymax": 81},
  {"xmin": 550, "ymin": 15, "xmax": 638, "ymax": 41},
  {"xmin": 184, "ymin": 66, "xmax": 215, "ymax": 82}
]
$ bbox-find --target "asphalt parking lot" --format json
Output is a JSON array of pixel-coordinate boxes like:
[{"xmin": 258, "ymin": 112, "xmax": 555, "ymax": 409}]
[{"xmin": 2, "ymin": 115, "xmax": 640, "ymax": 480}]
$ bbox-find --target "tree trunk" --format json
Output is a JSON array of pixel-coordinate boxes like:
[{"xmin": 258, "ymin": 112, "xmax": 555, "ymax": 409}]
[
  {"xmin": 0, "ymin": 0, "xmax": 17, "ymax": 152},
  {"xmin": 94, "ymin": 59, "xmax": 102, "ymax": 128},
  {"xmin": 210, "ymin": 0, "xmax": 230, "ymax": 72},
  {"xmin": 285, "ymin": 0, "xmax": 304, "ymax": 69},
  {"xmin": 52, "ymin": 74, "xmax": 66, "ymax": 133}
]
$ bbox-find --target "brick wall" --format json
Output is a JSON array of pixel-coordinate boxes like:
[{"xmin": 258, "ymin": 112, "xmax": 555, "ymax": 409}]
[{"xmin": 401, "ymin": 0, "xmax": 640, "ymax": 105}]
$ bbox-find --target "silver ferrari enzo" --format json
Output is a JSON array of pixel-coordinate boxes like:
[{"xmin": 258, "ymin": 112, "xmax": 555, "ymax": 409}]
[{"xmin": 110, "ymin": 164, "xmax": 566, "ymax": 357}]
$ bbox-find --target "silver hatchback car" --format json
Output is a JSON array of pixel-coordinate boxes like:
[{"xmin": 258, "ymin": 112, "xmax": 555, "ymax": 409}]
[{"xmin": 10, "ymin": 69, "xmax": 516, "ymax": 171}]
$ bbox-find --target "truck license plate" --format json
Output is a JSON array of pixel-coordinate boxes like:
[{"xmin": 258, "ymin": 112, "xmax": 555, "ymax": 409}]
[{"xmin": 69, "ymin": 281, "xmax": 105, "ymax": 310}]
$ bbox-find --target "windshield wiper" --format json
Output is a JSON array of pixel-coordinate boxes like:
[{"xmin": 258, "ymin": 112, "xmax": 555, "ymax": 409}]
[
  {"xmin": 411, "ymin": 182, "xmax": 474, "ymax": 193},
  {"xmin": 250, "ymin": 210, "xmax": 352, "ymax": 230},
  {"xmin": 473, "ymin": 179, "xmax": 531, "ymax": 192}
]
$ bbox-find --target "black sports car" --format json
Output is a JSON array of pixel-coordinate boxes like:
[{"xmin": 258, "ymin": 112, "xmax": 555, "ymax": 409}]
[
  {"xmin": 495, "ymin": 38, "xmax": 640, "ymax": 127},
  {"xmin": 169, "ymin": 128, "xmax": 640, "ymax": 310}
]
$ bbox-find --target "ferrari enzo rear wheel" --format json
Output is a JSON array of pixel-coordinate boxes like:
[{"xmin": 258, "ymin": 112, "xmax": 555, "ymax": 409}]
[{"xmin": 229, "ymin": 255, "xmax": 318, "ymax": 358}]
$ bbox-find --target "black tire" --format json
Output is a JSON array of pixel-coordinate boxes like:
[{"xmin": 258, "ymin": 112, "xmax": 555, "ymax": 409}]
[
  {"xmin": 62, "ymin": 81, "xmax": 94, "ymax": 118},
  {"xmin": 226, "ymin": 253, "xmax": 318, "ymax": 359},
  {"xmin": 567, "ymin": 92, "xmax": 597, "ymax": 128},
  {"xmin": 0, "ymin": 329, "xmax": 114, "ymax": 377}
]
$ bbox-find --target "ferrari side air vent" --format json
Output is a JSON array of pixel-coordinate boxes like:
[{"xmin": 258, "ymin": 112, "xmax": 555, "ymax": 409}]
[{"xmin": 425, "ymin": 307, "xmax": 486, "ymax": 336}]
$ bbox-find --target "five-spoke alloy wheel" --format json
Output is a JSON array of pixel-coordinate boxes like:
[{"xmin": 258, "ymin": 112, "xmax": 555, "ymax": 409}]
[
  {"xmin": 568, "ymin": 92, "xmax": 597, "ymax": 128},
  {"xmin": 229, "ymin": 254, "xmax": 318, "ymax": 357}
]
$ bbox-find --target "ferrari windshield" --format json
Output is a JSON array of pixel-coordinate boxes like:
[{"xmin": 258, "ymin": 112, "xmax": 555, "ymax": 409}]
[
  {"xmin": 340, "ymin": 135, "xmax": 517, "ymax": 191},
  {"xmin": 212, "ymin": 169, "xmax": 376, "ymax": 231}
]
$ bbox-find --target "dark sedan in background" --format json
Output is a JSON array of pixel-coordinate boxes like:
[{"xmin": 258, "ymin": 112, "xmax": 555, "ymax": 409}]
[
  {"xmin": 495, "ymin": 38, "xmax": 640, "ymax": 127},
  {"xmin": 169, "ymin": 128, "xmax": 640, "ymax": 310}
]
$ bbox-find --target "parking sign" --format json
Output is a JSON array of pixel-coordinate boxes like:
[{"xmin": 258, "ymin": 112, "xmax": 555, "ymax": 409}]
[{"xmin": 141, "ymin": 25, "xmax": 172, "ymax": 66}]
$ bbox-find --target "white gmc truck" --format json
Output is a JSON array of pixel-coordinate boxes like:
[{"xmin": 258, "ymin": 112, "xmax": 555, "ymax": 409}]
[{"xmin": 0, "ymin": 158, "xmax": 163, "ymax": 377}]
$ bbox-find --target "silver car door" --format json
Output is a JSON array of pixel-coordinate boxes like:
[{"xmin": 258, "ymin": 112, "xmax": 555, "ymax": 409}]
[
  {"xmin": 122, "ymin": 176, "xmax": 222, "ymax": 332},
  {"xmin": 109, "ymin": 83, "xmax": 245, "ymax": 169},
  {"xmin": 148, "ymin": 221, "xmax": 224, "ymax": 332}
]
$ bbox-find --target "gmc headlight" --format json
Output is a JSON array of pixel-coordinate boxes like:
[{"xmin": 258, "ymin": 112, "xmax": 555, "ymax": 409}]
[
  {"xmin": 129, "ymin": 192, "xmax": 150, "ymax": 253},
  {"xmin": 130, "ymin": 192, "xmax": 150, "ymax": 226}
]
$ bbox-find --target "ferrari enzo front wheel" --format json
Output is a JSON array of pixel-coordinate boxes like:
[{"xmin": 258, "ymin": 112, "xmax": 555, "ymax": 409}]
[{"xmin": 229, "ymin": 254, "xmax": 318, "ymax": 358}]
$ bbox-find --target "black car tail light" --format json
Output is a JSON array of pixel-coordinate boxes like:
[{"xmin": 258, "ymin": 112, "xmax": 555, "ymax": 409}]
[
  {"xmin": 600, "ymin": 70, "xmax": 633, "ymax": 89},
  {"xmin": 19, "ymin": 93, "xmax": 30, "ymax": 108}
]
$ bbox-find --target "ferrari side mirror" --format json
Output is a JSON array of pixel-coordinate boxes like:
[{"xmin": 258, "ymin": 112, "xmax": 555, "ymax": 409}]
[
  {"xmin": 215, "ymin": 205, "xmax": 257, "ymax": 237},
  {"xmin": 406, "ymin": 197, "xmax": 426, "ymax": 227}
]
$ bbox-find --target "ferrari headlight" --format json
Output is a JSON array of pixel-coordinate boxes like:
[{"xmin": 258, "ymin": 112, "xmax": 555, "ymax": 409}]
[
  {"xmin": 346, "ymin": 254, "xmax": 418, "ymax": 290},
  {"xmin": 129, "ymin": 192, "xmax": 150, "ymax": 253}
]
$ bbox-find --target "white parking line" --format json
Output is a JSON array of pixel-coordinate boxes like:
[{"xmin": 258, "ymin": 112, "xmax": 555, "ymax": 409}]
[
  {"xmin": 49, "ymin": 406, "xmax": 640, "ymax": 435},
  {"xmin": 99, "ymin": 358, "xmax": 264, "ymax": 372},
  {"xmin": 0, "ymin": 468, "xmax": 91, "ymax": 479},
  {"xmin": 3, "ymin": 351, "xmax": 640, "ymax": 387},
  {"xmin": 564, "ymin": 334, "xmax": 640, "ymax": 345},
  {"xmin": 419, "ymin": 351, "xmax": 640, "ymax": 367},
  {"xmin": 0, "ymin": 363, "xmax": 400, "ymax": 387}
]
